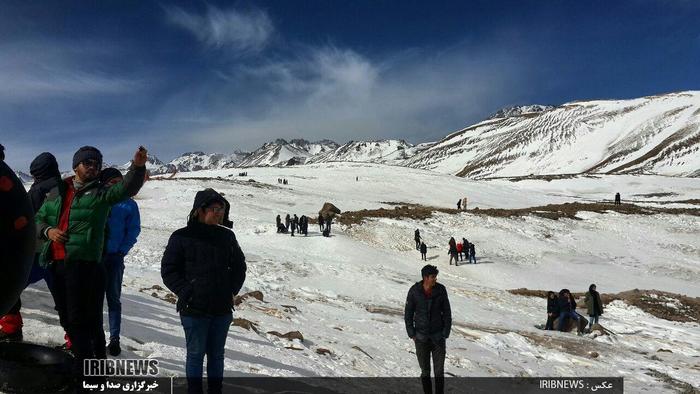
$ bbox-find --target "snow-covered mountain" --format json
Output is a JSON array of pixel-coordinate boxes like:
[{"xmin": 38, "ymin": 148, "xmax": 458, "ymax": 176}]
[
  {"xmin": 488, "ymin": 104, "xmax": 555, "ymax": 119},
  {"xmin": 238, "ymin": 139, "xmax": 338, "ymax": 167},
  {"xmin": 306, "ymin": 139, "xmax": 417, "ymax": 164},
  {"xmin": 404, "ymin": 91, "xmax": 700, "ymax": 178},
  {"xmin": 121, "ymin": 155, "xmax": 175, "ymax": 175},
  {"xmin": 15, "ymin": 171, "xmax": 33, "ymax": 183},
  {"xmin": 168, "ymin": 151, "xmax": 248, "ymax": 172}
]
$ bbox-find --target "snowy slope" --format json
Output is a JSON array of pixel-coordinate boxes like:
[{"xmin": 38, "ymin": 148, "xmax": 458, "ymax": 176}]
[
  {"xmin": 404, "ymin": 91, "xmax": 700, "ymax": 178},
  {"xmin": 20, "ymin": 163, "xmax": 700, "ymax": 393},
  {"xmin": 306, "ymin": 140, "xmax": 415, "ymax": 164}
]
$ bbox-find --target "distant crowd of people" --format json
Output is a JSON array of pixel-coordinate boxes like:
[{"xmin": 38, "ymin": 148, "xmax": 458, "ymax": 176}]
[
  {"xmin": 275, "ymin": 214, "xmax": 310, "ymax": 236},
  {"xmin": 412, "ymin": 230, "xmax": 476, "ymax": 265}
]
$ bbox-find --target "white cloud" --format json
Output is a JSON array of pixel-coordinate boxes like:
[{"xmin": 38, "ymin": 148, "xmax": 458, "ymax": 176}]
[
  {"xmin": 164, "ymin": 5, "xmax": 273, "ymax": 53},
  {"xmin": 0, "ymin": 41, "xmax": 141, "ymax": 102}
]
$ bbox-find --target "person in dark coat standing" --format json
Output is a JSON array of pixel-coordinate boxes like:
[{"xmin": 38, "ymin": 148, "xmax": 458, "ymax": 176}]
[
  {"xmin": 161, "ymin": 188, "xmax": 246, "ymax": 394},
  {"xmin": 276, "ymin": 215, "xmax": 282, "ymax": 233},
  {"xmin": 614, "ymin": 193, "xmax": 621, "ymax": 205},
  {"xmin": 468, "ymin": 242, "xmax": 476, "ymax": 264},
  {"xmin": 545, "ymin": 291, "xmax": 559, "ymax": 330},
  {"xmin": 414, "ymin": 229, "xmax": 421, "ymax": 250},
  {"xmin": 557, "ymin": 289, "xmax": 581, "ymax": 334},
  {"xmin": 318, "ymin": 214, "xmax": 324, "ymax": 232},
  {"xmin": 448, "ymin": 237, "xmax": 458, "ymax": 265},
  {"xmin": 420, "ymin": 242, "xmax": 427, "ymax": 261},
  {"xmin": 0, "ymin": 152, "xmax": 60, "ymax": 341},
  {"xmin": 285, "ymin": 214, "xmax": 291, "ymax": 232},
  {"xmin": 456, "ymin": 199, "xmax": 461, "ymax": 210},
  {"xmin": 291, "ymin": 214, "xmax": 298, "ymax": 237},
  {"xmin": 404, "ymin": 265, "xmax": 451, "ymax": 394},
  {"xmin": 300, "ymin": 215, "xmax": 308, "ymax": 236},
  {"xmin": 584, "ymin": 284, "xmax": 604, "ymax": 332}
]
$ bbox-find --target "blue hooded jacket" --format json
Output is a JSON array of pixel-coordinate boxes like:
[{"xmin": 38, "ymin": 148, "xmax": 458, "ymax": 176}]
[{"xmin": 105, "ymin": 198, "xmax": 141, "ymax": 255}]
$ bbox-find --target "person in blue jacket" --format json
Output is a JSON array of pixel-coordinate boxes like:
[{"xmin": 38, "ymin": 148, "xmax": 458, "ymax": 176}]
[{"xmin": 100, "ymin": 168, "xmax": 141, "ymax": 356}]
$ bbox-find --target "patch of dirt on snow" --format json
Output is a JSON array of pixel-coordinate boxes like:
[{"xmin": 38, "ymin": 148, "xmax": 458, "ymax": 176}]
[
  {"xmin": 645, "ymin": 369, "xmax": 698, "ymax": 394},
  {"xmin": 339, "ymin": 201, "xmax": 699, "ymax": 226},
  {"xmin": 508, "ymin": 288, "xmax": 700, "ymax": 323}
]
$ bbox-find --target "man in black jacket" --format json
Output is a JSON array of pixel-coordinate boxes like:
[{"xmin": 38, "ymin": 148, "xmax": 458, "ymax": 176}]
[
  {"xmin": 161, "ymin": 188, "xmax": 246, "ymax": 394},
  {"xmin": 404, "ymin": 265, "xmax": 452, "ymax": 394},
  {"xmin": 0, "ymin": 152, "xmax": 60, "ymax": 341}
]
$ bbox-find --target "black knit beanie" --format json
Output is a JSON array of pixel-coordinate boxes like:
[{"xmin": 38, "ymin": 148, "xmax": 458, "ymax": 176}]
[{"xmin": 72, "ymin": 146, "xmax": 102, "ymax": 169}]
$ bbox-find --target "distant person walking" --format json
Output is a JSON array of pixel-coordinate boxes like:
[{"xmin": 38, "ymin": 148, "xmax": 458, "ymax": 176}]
[
  {"xmin": 584, "ymin": 284, "xmax": 604, "ymax": 332},
  {"xmin": 420, "ymin": 242, "xmax": 427, "ymax": 261},
  {"xmin": 448, "ymin": 237, "xmax": 458, "ymax": 265},
  {"xmin": 456, "ymin": 199, "xmax": 461, "ymax": 210},
  {"xmin": 404, "ymin": 265, "xmax": 452, "ymax": 394},
  {"xmin": 614, "ymin": 192, "xmax": 621, "ymax": 205},
  {"xmin": 285, "ymin": 214, "xmax": 291, "ymax": 232},
  {"xmin": 414, "ymin": 229, "xmax": 422, "ymax": 250},
  {"xmin": 318, "ymin": 214, "xmax": 324, "ymax": 232},
  {"xmin": 468, "ymin": 242, "xmax": 476, "ymax": 264}
]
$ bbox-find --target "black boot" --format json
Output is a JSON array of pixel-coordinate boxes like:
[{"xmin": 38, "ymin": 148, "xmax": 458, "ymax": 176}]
[
  {"xmin": 421, "ymin": 377, "xmax": 433, "ymax": 394},
  {"xmin": 108, "ymin": 338, "xmax": 121, "ymax": 356}
]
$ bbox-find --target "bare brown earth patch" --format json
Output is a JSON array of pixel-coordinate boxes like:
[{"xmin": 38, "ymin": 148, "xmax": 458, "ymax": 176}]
[
  {"xmin": 508, "ymin": 288, "xmax": 700, "ymax": 323},
  {"xmin": 339, "ymin": 201, "xmax": 699, "ymax": 225}
]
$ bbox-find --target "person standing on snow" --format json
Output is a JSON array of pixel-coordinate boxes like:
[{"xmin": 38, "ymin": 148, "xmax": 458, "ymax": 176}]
[
  {"xmin": 414, "ymin": 229, "xmax": 421, "ymax": 250},
  {"xmin": 448, "ymin": 237, "xmax": 458, "ymax": 265},
  {"xmin": 285, "ymin": 214, "xmax": 291, "ymax": 232},
  {"xmin": 0, "ymin": 152, "xmax": 60, "ymax": 342},
  {"xmin": 468, "ymin": 242, "xmax": 476, "ymax": 264},
  {"xmin": 545, "ymin": 291, "xmax": 559, "ymax": 330},
  {"xmin": 404, "ymin": 264, "xmax": 452, "ymax": 394},
  {"xmin": 35, "ymin": 146, "xmax": 147, "ymax": 373},
  {"xmin": 584, "ymin": 284, "xmax": 604, "ymax": 332},
  {"xmin": 456, "ymin": 199, "xmax": 461, "ymax": 210},
  {"xmin": 318, "ymin": 214, "xmax": 324, "ymax": 232},
  {"xmin": 161, "ymin": 188, "xmax": 246, "ymax": 394},
  {"xmin": 99, "ymin": 168, "xmax": 141, "ymax": 356},
  {"xmin": 614, "ymin": 192, "xmax": 621, "ymax": 205},
  {"xmin": 420, "ymin": 242, "xmax": 428, "ymax": 261}
]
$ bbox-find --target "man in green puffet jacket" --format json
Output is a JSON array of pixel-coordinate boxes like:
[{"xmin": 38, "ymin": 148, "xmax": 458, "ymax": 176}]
[{"xmin": 35, "ymin": 145, "xmax": 147, "ymax": 377}]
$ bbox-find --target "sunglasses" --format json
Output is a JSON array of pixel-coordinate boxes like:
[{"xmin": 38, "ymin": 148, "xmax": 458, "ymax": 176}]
[{"xmin": 81, "ymin": 159, "xmax": 101, "ymax": 169}]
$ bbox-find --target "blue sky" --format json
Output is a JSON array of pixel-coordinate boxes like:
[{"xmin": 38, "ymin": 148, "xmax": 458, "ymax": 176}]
[{"xmin": 2, "ymin": 0, "xmax": 699, "ymax": 171}]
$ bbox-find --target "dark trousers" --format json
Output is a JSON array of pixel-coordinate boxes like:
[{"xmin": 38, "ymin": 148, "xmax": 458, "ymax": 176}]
[
  {"xmin": 415, "ymin": 338, "xmax": 446, "ymax": 394},
  {"xmin": 7, "ymin": 255, "xmax": 54, "ymax": 314},
  {"xmin": 545, "ymin": 313, "xmax": 558, "ymax": 330},
  {"xmin": 103, "ymin": 253, "xmax": 125, "ymax": 341},
  {"xmin": 415, "ymin": 239, "xmax": 420, "ymax": 250},
  {"xmin": 421, "ymin": 252, "xmax": 427, "ymax": 260},
  {"xmin": 181, "ymin": 313, "xmax": 233, "ymax": 394},
  {"xmin": 50, "ymin": 260, "xmax": 107, "ymax": 375}
]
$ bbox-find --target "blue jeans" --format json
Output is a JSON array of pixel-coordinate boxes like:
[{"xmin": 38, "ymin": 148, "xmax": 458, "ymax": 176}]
[
  {"xmin": 468, "ymin": 253, "xmax": 476, "ymax": 264},
  {"xmin": 588, "ymin": 315, "xmax": 600, "ymax": 330},
  {"xmin": 104, "ymin": 253, "xmax": 125, "ymax": 341},
  {"xmin": 558, "ymin": 311, "xmax": 580, "ymax": 331},
  {"xmin": 181, "ymin": 313, "xmax": 232, "ymax": 393}
]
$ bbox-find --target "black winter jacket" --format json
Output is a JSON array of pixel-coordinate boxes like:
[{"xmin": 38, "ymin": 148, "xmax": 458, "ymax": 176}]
[
  {"xmin": 404, "ymin": 281, "xmax": 452, "ymax": 342},
  {"xmin": 28, "ymin": 177, "xmax": 61, "ymax": 213},
  {"xmin": 547, "ymin": 296, "xmax": 559, "ymax": 314},
  {"xmin": 557, "ymin": 296, "xmax": 577, "ymax": 314},
  {"xmin": 161, "ymin": 222, "xmax": 246, "ymax": 316}
]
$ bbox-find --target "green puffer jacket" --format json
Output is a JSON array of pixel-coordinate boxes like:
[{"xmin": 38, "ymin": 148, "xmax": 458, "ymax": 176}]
[{"xmin": 35, "ymin": 165, "xmax": 146, "ymax": 267}]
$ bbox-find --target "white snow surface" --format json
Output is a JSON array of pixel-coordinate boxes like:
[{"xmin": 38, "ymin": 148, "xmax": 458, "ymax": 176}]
[{"xmin": 21, "ymin": 163, "xmax": 700, "ymax": 393}]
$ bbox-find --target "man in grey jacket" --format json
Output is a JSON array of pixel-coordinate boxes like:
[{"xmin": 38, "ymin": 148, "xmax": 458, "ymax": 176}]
[{"xmin": 404, "ymin": 265, "xmax": 452, "ymax": 394}]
